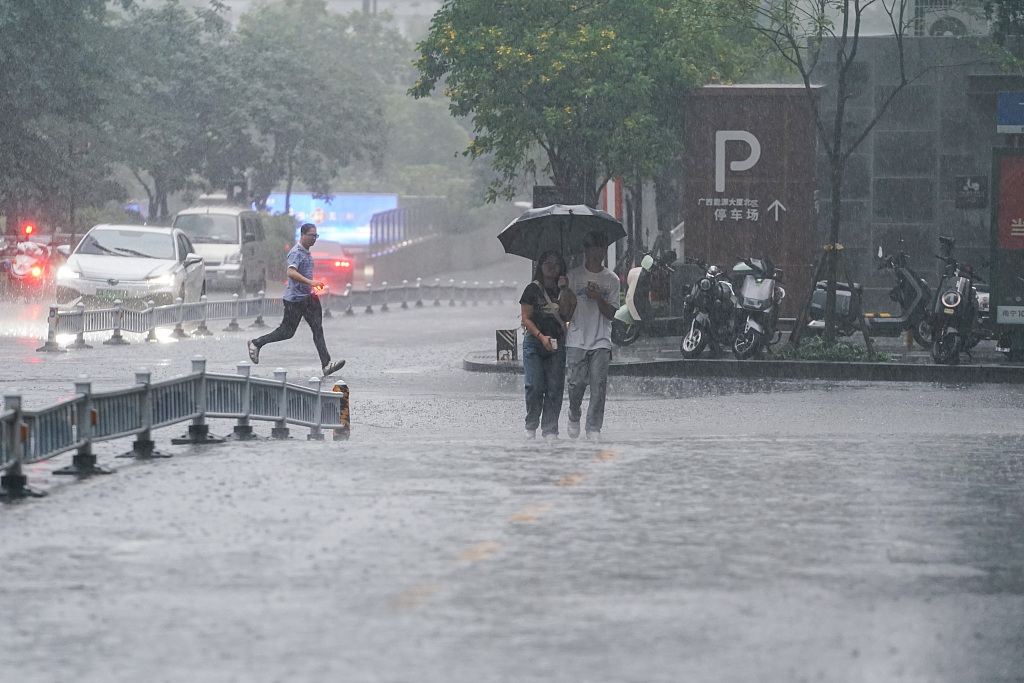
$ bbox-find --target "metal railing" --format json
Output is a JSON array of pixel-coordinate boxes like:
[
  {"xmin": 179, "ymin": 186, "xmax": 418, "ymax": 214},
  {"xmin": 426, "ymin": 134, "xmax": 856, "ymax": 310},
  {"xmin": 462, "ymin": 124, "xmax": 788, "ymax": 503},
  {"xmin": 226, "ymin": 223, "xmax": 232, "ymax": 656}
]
[
  {"xmin": 38, "ymin": 279, "xmax": 520, "ymax": 351},
  {"xmin": 0, "ymin": 356, "xmax": 351, "ymax": 499}
]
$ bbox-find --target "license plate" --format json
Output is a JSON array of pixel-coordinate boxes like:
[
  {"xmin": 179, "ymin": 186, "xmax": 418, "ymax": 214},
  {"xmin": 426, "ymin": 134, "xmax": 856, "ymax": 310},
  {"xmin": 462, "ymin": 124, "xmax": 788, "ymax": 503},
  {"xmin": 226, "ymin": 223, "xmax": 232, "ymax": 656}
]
[
  {"xmin": 944, "ymin": 308, "xmax": 955, "ymax": 314},
  {"xmin": 96, "ymin": 289, "xmax": 128, "ymax": 299}
]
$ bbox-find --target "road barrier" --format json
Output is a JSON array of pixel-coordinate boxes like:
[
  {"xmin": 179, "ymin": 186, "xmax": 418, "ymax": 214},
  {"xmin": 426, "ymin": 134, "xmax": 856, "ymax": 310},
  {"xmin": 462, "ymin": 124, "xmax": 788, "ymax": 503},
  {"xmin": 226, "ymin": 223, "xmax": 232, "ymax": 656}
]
[
  {"xmin": 38, "ymin": 279, "xmax": 519, "ymax": 352},
  {"xmin": 0, "ymin": 356, "xmax": 350, "ymax": 500}
]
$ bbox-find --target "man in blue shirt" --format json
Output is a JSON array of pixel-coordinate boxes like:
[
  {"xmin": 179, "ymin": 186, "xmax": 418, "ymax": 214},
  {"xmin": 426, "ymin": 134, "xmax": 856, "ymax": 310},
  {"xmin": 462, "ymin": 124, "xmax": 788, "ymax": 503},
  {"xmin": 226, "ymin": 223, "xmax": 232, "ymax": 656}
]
[{"xmin": 247, "ymin": 223, "xmax": 345, "ymax": 377}]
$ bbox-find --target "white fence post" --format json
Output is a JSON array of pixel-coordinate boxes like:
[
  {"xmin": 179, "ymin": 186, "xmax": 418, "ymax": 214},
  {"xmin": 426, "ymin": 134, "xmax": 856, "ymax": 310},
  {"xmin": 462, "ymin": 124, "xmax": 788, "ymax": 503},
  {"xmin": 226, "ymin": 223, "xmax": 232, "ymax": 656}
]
[
  {"xmin": 307, "ymin": 376, "xmax": 324, "ymax": 441},
  {"xmin": 54, "ymin": 376, "xmax": 114, "ymax": 477},
  {"xmin": 380, "ymin": 282, "xmax": 390, "ymax": 312},
  {"xmin": 401, "ymin": 280, "xmax": 409, "ymax": 309},
  {"xmin": 171, "ymin": 297, "xmax": 187, "ymax": 339},
  {"xmin": 223, "ymin": 293, "xmax": 241, "ymax": 332},
  {"xmin": 322, "ymin": 286, "xmax": 333, "ymax": 319},
  {"xmin": 364, "ymin": 283, "xmax": 374, "ymax": 314},
  {"xmin": 123, "ymin": 369, "xmax": 168, "ymax": 458},
  {"xmin": 69, "ymin": 301, "xmax": 92, "ymax": 349},
  {"xmin": 343, "ymin": 283, "xmax": 355, "ymax": 316},
  {"xmin": 231, "ymin": 362, "xmax": 258, "ymax": 441},
  {"xmin": 0, "ymin": 393, "xmax": 45, "ymax": 499},
  {"xmin": 36, "ymin": 305, "xmax": 66, "ymax": 353},
  {"xmin": 251, "ymin": 290, "xmax": 268, "ymax": 329},
  {"xmin": 104, "ymin": 300, "xmax": 130, "ymax": 346},
  {"xmin": 415, "ymin": 277, "xmax": 424, "ymax": 307},
  {"xmin": 272, "ymin": 368, "xmax": 290, "ymax": 439},
  {"xmin": 193, "ymin": 295, "xmax": 213, "ymax": 336},
  {"xmin": 171, "ymin": 356, "xmax": 224, "ymax": 445}
]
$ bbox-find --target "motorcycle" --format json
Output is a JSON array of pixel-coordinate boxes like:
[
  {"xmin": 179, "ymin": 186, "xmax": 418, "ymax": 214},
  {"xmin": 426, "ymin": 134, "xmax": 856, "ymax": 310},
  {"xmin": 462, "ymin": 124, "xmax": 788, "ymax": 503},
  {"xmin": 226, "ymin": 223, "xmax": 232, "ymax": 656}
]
[
  {"xmin": 1, "ymin": 240, "xmax": 54, "ymax": 301},
  {"xmin": 679, "ymin": 257, "xmax": 736, "ymax": 359},
  {"xmin": 611, "ymin": 250, "xmax": 689, "ymax": 346},
  {"xmin": 730, "ymin": 257, "xmax": 785, "ymax": 359},
  {"xmin": 929, "ymin": 236, "xmax": 982, "ymax": 365}
]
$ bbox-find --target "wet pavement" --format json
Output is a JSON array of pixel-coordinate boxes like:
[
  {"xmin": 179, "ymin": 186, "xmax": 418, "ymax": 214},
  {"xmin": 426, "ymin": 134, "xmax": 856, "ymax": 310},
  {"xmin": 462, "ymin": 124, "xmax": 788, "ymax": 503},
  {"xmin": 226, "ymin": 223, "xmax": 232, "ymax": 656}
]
[{"xmin": 0, "ymin": 263, "xmax": 1023, "ymax": 682}]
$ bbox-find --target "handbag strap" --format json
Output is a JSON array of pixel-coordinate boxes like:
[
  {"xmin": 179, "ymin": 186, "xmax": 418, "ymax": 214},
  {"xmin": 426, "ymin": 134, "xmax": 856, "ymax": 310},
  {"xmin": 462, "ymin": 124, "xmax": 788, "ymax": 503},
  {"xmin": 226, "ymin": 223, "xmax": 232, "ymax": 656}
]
[{"xmin": 534, "ymin": 280, "xmax": 567, "ymax": 329}]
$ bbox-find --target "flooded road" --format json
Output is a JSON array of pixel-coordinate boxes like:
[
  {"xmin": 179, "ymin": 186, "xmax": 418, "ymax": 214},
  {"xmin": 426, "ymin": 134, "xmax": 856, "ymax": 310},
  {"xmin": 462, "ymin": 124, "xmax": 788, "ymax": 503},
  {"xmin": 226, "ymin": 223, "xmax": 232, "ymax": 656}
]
[{"xmin": 0, "ymin": 272, "xmax": 1021, "ymax": 682}]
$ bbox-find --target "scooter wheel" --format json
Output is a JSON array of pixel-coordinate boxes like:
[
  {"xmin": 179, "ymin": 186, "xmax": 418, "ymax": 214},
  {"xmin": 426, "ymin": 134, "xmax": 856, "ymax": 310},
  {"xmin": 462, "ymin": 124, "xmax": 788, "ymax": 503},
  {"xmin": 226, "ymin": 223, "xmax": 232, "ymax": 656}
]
[
  {"xmin": 611, "ymin": 320, "xmax": 640, "ymax": 346},
  {"xmin": 931, "ymin": 332, "xmax": 960, "ymax": 365},
  {"xmin": 680, "ymin": 325, "xmax": 708, "ymax": 359},
  {"xmin": 912, "ymin": 319, "xmax": 933, "ymax": 349},
  {"xmin": 733, "ymin": 328, "xmax": 764, "ymax": 360}
]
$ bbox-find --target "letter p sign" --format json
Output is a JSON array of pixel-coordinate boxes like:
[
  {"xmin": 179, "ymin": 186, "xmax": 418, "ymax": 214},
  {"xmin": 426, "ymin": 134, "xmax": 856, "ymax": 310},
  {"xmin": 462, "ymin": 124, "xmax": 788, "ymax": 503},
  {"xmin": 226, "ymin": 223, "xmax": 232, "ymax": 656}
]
[{"xmin": 715, "ymin": 130, "xmax": 761, "ymax": 193}]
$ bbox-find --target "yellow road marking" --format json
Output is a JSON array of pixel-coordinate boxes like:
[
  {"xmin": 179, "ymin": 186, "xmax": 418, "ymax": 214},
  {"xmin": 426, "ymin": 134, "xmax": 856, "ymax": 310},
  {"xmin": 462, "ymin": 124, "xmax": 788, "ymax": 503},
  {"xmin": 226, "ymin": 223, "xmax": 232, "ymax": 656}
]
[
  {"xmin": 556, "ymin": 473, "xmax": 586, "ymax": 487},
  {"xmin": 458, "ymin": 541, "xmax": 503, "ymax": 563},
  {"xmin": 387, "ymin": 585, "xmax": 440, "ymax": 611},
  {"xmin": 594, "ymin": 449, "xmax": 621, "ymax": 462},
  {"xmin": 509, "ymin": 503, "xmax": 554, "ymax": 523}
]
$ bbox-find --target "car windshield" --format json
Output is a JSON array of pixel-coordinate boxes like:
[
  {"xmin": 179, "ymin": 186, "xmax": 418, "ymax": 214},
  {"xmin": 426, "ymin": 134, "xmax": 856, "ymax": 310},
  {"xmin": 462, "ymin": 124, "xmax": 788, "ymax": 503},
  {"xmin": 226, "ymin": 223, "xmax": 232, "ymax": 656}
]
[
  {"xmin": 174, "ymin": 214, "xmax": 238, "ymax": 244},
  {"xmin": 77, "ymin": 229, "xmax": 175, "ymax": 260}
]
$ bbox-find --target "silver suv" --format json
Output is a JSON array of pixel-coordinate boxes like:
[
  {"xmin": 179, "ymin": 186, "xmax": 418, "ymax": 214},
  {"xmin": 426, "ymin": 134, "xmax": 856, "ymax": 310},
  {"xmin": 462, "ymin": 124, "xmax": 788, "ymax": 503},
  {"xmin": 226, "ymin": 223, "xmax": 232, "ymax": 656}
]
[{"xmin": 172, "ymin": 203, "xmax": 269, "ymax": 294}]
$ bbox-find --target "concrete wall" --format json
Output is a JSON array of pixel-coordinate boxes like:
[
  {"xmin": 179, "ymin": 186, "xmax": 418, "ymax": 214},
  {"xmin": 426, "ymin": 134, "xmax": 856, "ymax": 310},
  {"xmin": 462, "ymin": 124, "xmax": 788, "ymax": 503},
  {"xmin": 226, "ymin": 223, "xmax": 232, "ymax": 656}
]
[
  {"xmin": 817, "ymin": 36, "xmax": 1021, "ymax": 310},
  {"xmin": 369, "ymin": 222, "xmax": 510, "ymax": 285}
]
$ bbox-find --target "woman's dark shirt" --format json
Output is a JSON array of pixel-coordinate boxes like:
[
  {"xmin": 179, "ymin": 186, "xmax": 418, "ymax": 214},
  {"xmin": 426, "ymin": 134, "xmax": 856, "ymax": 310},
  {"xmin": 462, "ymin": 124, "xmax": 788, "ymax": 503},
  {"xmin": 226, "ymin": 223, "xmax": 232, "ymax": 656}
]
[{"xmin": 520, "ymin": 281, "xmax": 566, "ymax": 340}]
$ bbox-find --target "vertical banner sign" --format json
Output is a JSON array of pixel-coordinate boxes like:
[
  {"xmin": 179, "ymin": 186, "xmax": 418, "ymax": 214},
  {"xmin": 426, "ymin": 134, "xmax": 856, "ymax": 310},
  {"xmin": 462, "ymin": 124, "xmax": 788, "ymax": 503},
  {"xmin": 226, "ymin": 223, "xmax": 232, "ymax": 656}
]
[
  {"xmin": 682, "ymin": 85, "xmax": 819, "ymax": 317},
  {"xmin": 997, "ymin": 156, "xmax": 1024, "ymax": 250}
]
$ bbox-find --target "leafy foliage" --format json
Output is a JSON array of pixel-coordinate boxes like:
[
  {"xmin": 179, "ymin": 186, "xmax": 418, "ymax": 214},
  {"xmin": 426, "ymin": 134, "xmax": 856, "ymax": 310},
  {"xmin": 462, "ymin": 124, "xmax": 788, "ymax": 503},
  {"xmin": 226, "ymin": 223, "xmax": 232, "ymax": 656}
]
[
  {"xmin": 411, "ymin": 0, "xmax": 758, "ymax": 204},
  {"xmin": 774, "ymin": 336, "xmax": 890, "ymax": 362},
  {"xmin": 235, "ymin": 0, "xmax": 390, "ymax": 210},
  {"xmin": 985, "ymin": 0, "xmax": 1024, "ymax": 44}
]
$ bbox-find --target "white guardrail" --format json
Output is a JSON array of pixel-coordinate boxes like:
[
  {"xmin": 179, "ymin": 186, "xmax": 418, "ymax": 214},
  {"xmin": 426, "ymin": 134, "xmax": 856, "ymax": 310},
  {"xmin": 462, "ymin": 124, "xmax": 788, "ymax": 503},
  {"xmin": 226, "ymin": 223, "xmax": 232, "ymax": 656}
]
[
  {"xmin": 0, "ymin": 356, "xmax": 352, "ymax": 499},
  {"xmin": 37, "ymin": 278, "xmax": 520, "ymax": 352}
]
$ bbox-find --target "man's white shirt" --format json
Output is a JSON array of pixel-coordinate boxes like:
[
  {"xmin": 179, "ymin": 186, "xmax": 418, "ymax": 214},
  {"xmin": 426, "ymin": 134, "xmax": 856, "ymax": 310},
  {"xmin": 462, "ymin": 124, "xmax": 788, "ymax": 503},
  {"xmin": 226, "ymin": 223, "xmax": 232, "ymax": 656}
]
[{"xmin": 566, "ymin": 264, "xmax": 620, "ymax": 350}]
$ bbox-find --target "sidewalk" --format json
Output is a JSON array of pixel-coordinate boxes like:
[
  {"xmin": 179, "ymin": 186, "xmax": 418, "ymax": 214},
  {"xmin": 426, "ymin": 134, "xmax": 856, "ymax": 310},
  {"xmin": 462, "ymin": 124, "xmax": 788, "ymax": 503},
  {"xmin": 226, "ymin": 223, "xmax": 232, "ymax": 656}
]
[{"xmin": 465, "ymin": 334, "xmax": 1024, "ymax": 383}]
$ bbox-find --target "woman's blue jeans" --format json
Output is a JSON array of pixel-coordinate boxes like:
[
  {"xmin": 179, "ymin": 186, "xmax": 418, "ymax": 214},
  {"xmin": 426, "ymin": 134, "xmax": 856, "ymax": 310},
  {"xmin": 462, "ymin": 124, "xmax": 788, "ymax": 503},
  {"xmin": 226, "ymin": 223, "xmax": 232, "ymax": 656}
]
[{"xmin": 523, "ymin": 334, "xmax": 566, "ymax": 436}]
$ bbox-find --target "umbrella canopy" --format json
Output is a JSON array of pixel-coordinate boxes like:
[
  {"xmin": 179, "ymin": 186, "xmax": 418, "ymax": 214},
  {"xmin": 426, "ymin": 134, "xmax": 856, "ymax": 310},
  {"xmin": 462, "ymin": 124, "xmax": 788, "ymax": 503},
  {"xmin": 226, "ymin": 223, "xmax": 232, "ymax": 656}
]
[{"xmin": 497, "ymin": 204, "xmax": 625, "ymax": 261}]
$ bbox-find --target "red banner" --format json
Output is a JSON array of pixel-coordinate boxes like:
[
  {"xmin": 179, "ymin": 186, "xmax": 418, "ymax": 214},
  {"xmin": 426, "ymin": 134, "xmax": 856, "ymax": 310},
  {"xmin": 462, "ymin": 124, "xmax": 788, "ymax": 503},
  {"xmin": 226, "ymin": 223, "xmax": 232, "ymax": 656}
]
[{"xmin": 998, "ymin": 156, "xmax": 1024, "ymax": 250}]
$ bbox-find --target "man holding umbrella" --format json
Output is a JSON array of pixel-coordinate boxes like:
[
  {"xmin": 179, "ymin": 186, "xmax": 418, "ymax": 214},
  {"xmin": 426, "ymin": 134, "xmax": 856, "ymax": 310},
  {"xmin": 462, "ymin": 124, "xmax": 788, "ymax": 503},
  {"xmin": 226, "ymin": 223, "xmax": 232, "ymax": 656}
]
[{"xmin": 562, "ymin": 231, "xmax": 620, "ymax": 440}]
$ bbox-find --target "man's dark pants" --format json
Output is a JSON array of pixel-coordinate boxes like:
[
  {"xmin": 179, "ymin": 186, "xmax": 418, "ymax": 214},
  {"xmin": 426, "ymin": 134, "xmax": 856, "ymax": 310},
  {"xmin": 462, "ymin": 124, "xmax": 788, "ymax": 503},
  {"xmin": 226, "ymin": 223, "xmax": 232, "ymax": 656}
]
[{"xmin": 252, "ymin": 295, "xmax": 330, "ymax": 367}]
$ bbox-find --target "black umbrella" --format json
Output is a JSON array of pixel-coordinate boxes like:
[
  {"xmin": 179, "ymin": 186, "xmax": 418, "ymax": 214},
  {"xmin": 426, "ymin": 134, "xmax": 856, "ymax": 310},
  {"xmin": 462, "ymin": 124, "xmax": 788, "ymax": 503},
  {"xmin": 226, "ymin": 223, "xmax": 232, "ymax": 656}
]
[{"xmin": 497, "ymin": 204, "xmax": 625, "ymax": 260}]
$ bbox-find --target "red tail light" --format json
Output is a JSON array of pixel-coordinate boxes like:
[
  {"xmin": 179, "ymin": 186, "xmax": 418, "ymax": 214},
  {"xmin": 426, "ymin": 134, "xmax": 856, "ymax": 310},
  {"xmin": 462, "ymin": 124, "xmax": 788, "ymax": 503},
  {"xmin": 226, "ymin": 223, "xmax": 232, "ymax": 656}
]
[
  {"xmin": 335, "ymin": 260, "xmax": 351, "ymax": 268},
  {"xmin": 30, "ymin": 265, "xmax": 42, "ymax": 278}
]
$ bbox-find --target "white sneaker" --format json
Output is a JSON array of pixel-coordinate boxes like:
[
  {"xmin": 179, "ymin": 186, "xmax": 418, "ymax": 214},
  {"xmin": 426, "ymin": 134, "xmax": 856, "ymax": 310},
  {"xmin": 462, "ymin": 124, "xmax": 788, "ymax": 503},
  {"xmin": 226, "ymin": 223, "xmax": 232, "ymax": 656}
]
[
  {"xmin": 585, "ymin": 430, "xmax": 601, "ymax": 442},
  {"xmin": 247, "ymin": 340, "xmax": 260, "ymax": 364},
  {"xmin": 526, "ymin": 429, "xmax": 536, "ymax": 439},
  {"xmin": 322, "ymin": 359, "xmax": 346, "ymax": 377},
  {"xmin": 543, "ymin": 433, "xmax": 559, "ymax": 440},
  {"xmin": 567, "ymin": 420, "xmax": 580, "ymax": 439}
]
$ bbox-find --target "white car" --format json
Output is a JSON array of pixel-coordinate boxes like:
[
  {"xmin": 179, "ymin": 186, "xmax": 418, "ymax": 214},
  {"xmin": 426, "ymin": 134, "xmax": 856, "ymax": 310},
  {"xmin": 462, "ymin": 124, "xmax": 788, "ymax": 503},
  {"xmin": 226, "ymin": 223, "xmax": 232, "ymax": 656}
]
[{"xmin": 55, "ymin": 225, "xmax": 205, "ymax": 307}]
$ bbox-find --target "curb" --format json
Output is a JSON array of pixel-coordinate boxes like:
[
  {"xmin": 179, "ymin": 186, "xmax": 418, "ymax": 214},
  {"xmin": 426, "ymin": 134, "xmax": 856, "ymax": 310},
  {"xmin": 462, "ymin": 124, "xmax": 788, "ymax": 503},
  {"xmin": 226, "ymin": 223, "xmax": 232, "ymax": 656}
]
[{"xmin": 463, "ymin": 351, "xmax": 1024, "ymax": 384}]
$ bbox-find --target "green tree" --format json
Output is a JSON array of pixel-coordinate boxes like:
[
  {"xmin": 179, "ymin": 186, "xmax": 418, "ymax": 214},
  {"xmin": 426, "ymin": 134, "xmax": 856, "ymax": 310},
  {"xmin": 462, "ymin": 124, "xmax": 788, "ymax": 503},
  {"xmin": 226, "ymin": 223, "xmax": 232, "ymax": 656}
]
[
  {"xmin": 985, "ymin": 0, "xmax": 1024, "ymax": 44},
  {"xmin": 0, "ymin": 0, "xmax": 132, "ymax": 233},
  {"xmin": 410, "ymin": 0, "xmax": 756, "ymax": 207},
  {"xmin": 233, "ymin": 0, "xmax": 390, "ymax": 211}
]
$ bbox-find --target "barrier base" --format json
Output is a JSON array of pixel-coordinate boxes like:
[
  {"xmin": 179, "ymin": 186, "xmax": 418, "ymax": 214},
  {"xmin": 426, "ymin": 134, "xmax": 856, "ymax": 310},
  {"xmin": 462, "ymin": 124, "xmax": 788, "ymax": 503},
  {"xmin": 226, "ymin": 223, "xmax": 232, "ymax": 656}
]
[
  {"xmin": 193, "ymin": 323, "xmax": 213, "ymax": 337},
  {"xmin": 271, "ymin": 426, "xmax": 290, "ymax": 440},
  {"xmin": 228, "ymin": 424, "xmax": 260, "ymax": 441},
  {"xmin": 223, "ymin": 321, "xmax": 242, "ymax": 332},
  {"xmin": 68, "ymin": 338, "xmax": 93, "ymax": 349},
  {"xmin": 307, "ymin": 431, "xmax": 325, "ymax": 441},
  {"xmin": 103, "ymin": 333, "xmax": 129, "ymax": 346},
  {"xmin": 117, "ymin": 439, "xmax": 171, "ymax": 459},
  {"xmin": 250, "ymin": 317, "xmax": 267, "ymax": 329},
  {"xmin": 53, "ymin": 452, "xmax": 115, "ymax": 477},
  {"xmin": 171, "ymin": 423, "xmax": 226, "ymax": 445},
  {"xmin": 35, "ymin": 339, "xmax": 67, "ymax": 353},
  {"xmin": 146, "ymin": 329, "xmax": 159, "ymax": 343},
  {"xmin": 171, "ymin": 325, "xmax": 188, "ymax": 339},
  {"xmin": 0, "ymin": 472, "xmax": 46, "ymax": 500}
]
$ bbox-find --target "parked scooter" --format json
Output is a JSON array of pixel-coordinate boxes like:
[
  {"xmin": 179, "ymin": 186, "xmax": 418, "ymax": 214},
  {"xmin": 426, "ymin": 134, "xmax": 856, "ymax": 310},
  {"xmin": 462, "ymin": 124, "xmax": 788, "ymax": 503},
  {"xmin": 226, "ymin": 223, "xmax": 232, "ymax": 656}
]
[
  {"xmin": 612, "ymin": 250, "xmax": 688, "ymax": 346},
  {"xmin": 730, "ymin": 257, "xmax": 785, "ymax": 359},
  {"xmin": 929, "ymin": 236, "xmax": 982, "ymax": 365},
  {"xmin": 679, "ymin": 257, "xmax": 736, "ymax": 359}
]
